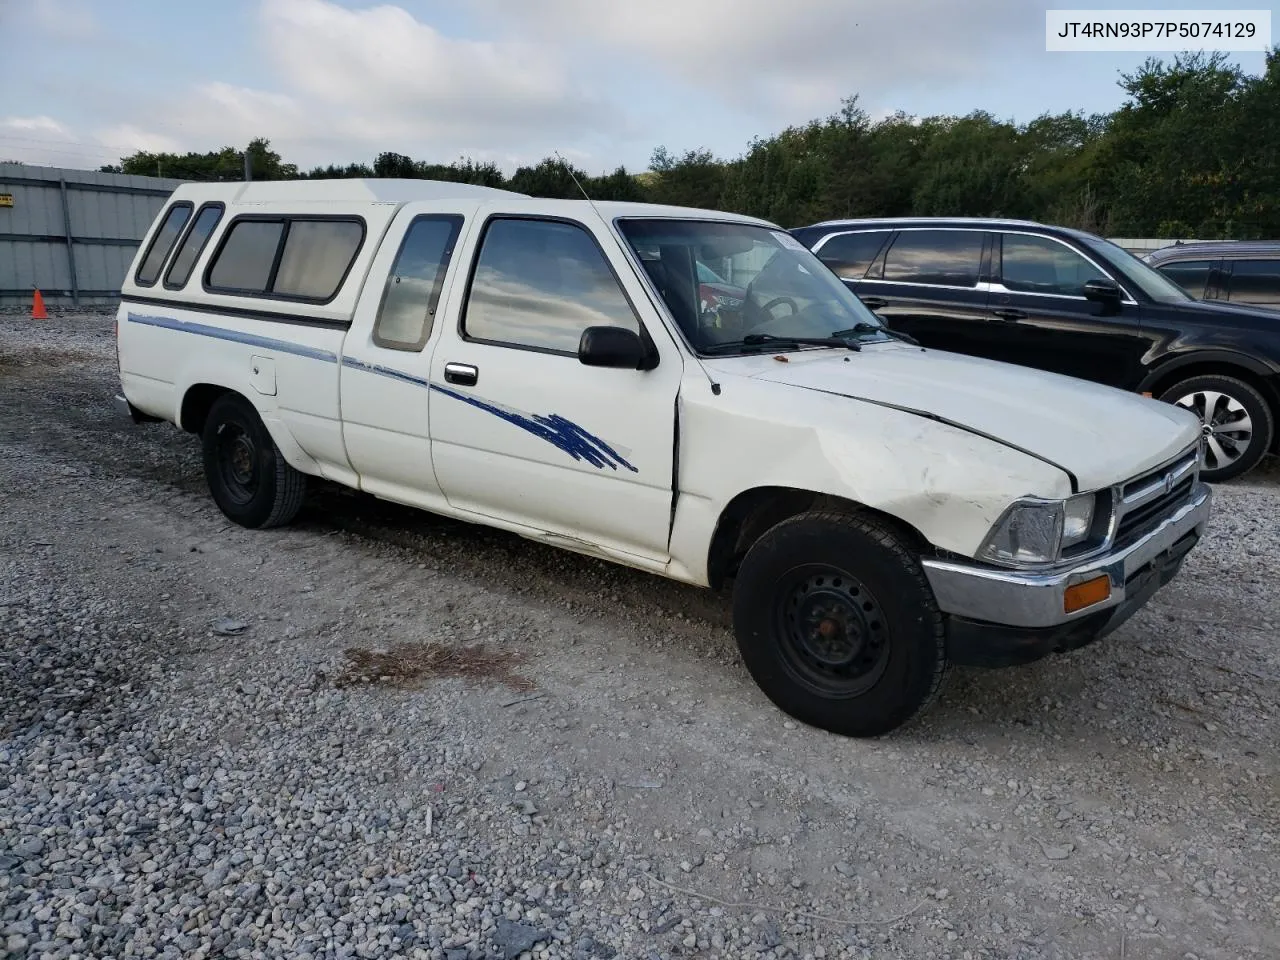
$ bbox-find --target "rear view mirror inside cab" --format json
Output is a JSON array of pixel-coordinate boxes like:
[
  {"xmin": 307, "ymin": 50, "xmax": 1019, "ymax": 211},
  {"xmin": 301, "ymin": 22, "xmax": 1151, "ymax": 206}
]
[{"xmin": 698, "ymin": 234, "xmax": 755, "ymax": 260}]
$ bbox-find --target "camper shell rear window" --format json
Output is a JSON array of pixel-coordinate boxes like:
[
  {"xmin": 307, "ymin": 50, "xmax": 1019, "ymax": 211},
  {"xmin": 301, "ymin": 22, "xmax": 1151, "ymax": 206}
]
[{"xmin": 203, "ymin": 214, "xmax": 366, "ymax": 304}]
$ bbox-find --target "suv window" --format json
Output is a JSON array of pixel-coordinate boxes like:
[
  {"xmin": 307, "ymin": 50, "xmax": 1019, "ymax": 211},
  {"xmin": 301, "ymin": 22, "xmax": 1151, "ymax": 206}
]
[
  {"xmin": 1155, "ymin": 259, "xmax": 1214, "ymax": 299},
  {"xmin": 135, "ymin": 202, "xmax": 192, "ymax": 286},
  {"xmin": 880, "ymin": 230, "xmax": 983, "ymax": 286},
  {"xmin": 1227, "ymin": 259, "xmax": 1280, "ymax": 307},
  {"xmin": 464, "ymin": 217, "xmax": 638, "ymax": 354},
  {"xmin": 1000, "ymin": 233, "xmax": 1106, "ymax": 296},
  {"xmin": 372, "ymin": 215, "xmax": 463, "ymax": 351},
  {"xmin": 815, "ymin": 231, "xmax": 891, "ymax": 281}
]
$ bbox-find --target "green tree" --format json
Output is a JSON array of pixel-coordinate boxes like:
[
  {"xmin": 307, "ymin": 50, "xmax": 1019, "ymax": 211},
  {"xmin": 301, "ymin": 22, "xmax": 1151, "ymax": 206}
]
[
  {"xmin": 110, "ymin": 137, "xmax": 296, "ymax": 181},
  {"xmin": 645, "ymin": 147, "xmax": 728, "ymax": 209}
]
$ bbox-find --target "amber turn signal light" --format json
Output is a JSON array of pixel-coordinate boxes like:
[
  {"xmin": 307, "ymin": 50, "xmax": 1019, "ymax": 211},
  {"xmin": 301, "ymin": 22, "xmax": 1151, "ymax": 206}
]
[{"xmin": 1064, "ymin": 575, "xmax": 1111, "ymax": 614}]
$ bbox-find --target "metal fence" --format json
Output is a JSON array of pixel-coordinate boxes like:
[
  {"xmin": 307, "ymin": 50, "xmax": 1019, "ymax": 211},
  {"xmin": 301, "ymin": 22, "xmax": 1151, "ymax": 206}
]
[{"xmin": 0, "ymin": 163, "xmax": 185, "ymax": 309}]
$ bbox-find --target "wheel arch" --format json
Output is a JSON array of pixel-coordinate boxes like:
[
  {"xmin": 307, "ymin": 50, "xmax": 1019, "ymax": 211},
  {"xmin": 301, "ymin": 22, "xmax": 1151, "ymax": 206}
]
[
  {"xmin": 179, "ymin": 382, "xmax": 231, "ymax": 434},
  {"xmin": 178, "ymin": 382, "xmax": 323, "ymax": 475},
  {"xmin": 705, "ymin": 486, "xmax": 933, "ymax": 591},
  {"xmin": 1139, "ymin": 353, "xmax": 1280, "ymax": 453}
]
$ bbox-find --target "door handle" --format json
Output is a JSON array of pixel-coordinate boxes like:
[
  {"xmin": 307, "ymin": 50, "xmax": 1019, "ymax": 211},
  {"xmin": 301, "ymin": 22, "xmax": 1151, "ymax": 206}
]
[
  {"xmin": 991, "ymin": 308, "xmax": 1026, "ymax": 321},
  {"xmin": 443, "ymin": 362, "xmax": 478, "ymax": 386},
  {"xmin": 859, "ymin": 297, "xmax": 888, "ymax": 309}
]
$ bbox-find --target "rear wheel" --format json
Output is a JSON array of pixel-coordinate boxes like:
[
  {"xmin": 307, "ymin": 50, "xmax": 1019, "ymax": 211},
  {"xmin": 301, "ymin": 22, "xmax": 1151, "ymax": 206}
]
[
  {"xmin": 202, "ymin": 392, "xmax": 306, "ymax": 528},
  {"xmin": 1158, "ymin": 374, "xmax": 1273, "ymax": 482},
  {"xmin": 731, "ymin": 510, "xmax": 947, "ymax": 738}
]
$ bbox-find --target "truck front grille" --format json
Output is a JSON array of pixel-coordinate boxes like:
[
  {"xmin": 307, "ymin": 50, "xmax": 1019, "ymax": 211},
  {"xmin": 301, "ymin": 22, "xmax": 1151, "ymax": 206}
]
[{"xmin": 1113, "ymin": 445, "xmax": 1200, "ymax": 548}]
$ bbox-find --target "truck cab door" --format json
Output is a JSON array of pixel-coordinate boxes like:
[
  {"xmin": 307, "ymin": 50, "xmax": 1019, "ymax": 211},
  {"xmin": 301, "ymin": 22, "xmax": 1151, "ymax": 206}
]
[
  {"xmin": 426, "ymin": 208, "xmax": 685, "ymax": 566},
  {"xmin": 338, "ymin": 204, "xmax": 473, "ymax": 508}
]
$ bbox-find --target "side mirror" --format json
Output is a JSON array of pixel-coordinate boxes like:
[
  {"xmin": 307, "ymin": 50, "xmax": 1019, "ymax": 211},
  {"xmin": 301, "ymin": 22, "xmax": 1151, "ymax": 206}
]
[
  {"xmin": 578, "ymin": 326, "xmax": 651, "ymax": 370},
  {"xmin": 1083, "ymin": 278, "xmax": 1121, "ymax": 303}
]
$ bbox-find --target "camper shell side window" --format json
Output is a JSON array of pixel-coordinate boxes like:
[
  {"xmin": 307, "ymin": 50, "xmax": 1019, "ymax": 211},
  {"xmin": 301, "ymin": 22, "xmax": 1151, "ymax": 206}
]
[
  {"xmin": 163, "ymin": 202, "xmax": 226, "ymax": 291},
  {"xmin": 135, "ymin": 201, "xmax": 194, "ymax": 287},
  {"xmin": 202, "ymin": 214, "xmax": 367, "ymax": 305}
]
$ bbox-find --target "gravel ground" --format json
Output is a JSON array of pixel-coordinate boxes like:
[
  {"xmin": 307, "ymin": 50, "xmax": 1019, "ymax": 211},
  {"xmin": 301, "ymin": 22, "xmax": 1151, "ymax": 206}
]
[{"xmin": 1, "ymin": 310, "xmax": 1278, "ymax": 960}]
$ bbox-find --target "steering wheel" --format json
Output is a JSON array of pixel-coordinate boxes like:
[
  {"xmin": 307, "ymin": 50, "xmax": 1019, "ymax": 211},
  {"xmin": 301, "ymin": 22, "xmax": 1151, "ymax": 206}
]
[{"xmin": 760, "ymin": 296, "xmax": 798, "ymax": 317}]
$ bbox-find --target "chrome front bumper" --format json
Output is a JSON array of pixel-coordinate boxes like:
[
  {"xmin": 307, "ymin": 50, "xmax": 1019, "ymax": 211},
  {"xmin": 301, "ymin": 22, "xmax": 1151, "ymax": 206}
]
[{"xmin": 922, "ymin": 481, "xmax": 1212, "ymax": 631}]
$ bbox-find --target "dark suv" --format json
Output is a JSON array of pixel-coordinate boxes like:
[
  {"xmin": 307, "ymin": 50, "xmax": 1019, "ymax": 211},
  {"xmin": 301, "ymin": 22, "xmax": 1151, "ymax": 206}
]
[
  {"xmin": 1144, "ymin": 240, "xmax": 1280, "ymax": 311},
  {"xmin": 790, "ymin": 217, "xmax": 1280, "ymax": 482}
]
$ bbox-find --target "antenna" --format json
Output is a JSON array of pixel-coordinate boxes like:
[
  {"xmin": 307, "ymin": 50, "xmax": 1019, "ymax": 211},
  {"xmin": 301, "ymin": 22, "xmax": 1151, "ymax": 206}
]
[{"xmin": 555, "ymin": 150, "xmax": 606, "ymax": 222}]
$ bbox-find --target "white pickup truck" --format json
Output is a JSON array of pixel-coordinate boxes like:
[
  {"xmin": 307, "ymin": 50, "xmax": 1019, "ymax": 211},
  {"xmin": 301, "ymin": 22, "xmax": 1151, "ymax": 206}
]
[{"xmin": 114, "ymin": 178, "xmax": 1212, "ymax": 737}]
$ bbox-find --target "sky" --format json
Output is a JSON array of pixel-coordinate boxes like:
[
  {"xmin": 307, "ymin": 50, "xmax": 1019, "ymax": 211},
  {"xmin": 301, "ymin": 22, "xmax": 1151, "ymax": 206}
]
[{"xmin": 0, "ymin": 0, "xmax": 1272, "ymax": 176}]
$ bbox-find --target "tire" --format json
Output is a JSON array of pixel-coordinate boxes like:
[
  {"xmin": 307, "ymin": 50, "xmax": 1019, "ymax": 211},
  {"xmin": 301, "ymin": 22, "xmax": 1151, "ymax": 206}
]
[
  {"xmin": 201, "ymin": 392, "xmax": 306, "ymax": 529},
  {"xmin": 731, "ymin": 510, "xmax": 947, "ymax": 738},
  {"xmin": 1157, "ymin": 374, "xmax": 1274, "ymax": 482}
]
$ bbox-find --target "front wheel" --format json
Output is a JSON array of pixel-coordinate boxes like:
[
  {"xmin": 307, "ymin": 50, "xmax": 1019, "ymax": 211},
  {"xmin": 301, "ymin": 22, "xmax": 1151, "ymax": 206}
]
[
  {"xmin": 201, "ymin": 392, "xmax": 307, "ymax": 528},
  {"xmin": 731, "ymin": 510, "xmax": 948, "ymax": 738},
  {"xmin": 1158, "ymin": 374, "xmax": 1274, "ymax": 482}
]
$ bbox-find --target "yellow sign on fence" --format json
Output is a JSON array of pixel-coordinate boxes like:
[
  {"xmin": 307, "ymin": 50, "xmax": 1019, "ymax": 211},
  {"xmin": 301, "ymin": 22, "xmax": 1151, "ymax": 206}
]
[{"xmin": 0, "ymin": 193, "xmax": 13, "ymax": 207}]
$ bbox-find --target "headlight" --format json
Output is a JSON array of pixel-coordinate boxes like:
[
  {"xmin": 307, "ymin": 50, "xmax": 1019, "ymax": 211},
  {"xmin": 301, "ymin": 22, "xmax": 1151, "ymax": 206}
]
[
  {"xmin": 1061, "ymin": 494, "xmax": 1095, "ymax": 548},
  {"xmin": 978, "ymin": 493, "xmax": 1100, "ymax": 566}
]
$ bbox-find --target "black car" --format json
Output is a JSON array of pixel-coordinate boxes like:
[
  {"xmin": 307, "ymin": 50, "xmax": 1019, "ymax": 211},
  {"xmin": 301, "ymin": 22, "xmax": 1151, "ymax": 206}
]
[
  {"xmin": 790, "ymin": 217, "xmax": 1280, "ymax": 482},
  {"xmin": 1143, "ymin": 240, "xmax": 1280, "ymax": 311}
]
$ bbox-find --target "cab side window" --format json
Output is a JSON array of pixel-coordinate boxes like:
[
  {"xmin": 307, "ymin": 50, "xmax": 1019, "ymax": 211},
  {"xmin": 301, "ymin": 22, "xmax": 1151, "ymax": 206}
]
[
  {"xmin": 372, "ymin": 215, "xmax": 464, "ymax": 351},
  {"xmin": 880, "ymin": 230, "xmax": 983, "ymax": 287},
  {"xmin": 999, "ymin": 234, "xmax": 1105, "ymax": 296},
  {"xmin": 463, "ymin": 218, "xmax": 639, "ymax": 354},
  {"xmin": 1226, "ymin": 259, "xmax": 1280, "ymax": 307}
]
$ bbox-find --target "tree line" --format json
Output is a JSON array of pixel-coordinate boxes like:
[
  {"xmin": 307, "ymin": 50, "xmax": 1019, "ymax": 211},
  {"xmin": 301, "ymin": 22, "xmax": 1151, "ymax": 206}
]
[{"xmin": 101, "ymin": 50, "xmax": 1280, "ymax": 239}]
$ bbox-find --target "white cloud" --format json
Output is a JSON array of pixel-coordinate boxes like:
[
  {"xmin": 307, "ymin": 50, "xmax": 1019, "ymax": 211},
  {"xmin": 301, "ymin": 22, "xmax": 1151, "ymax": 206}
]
[
  {"xmin": 0, "ymin": 116, "xmax": 119, "ymax": 167},
  {"xmin": 261, "ymin": 0, "xmax": 594, "ymax": 130},
  {"xmin": 475, "ymin": 0, "xmax": 1039, "ymax": 119},
  {"xmin": 1, "ymin": 0, "xmax": 1056, "ymax": 174},
  {"xmin": 1, "ymin": 116, "xmax": 73, "ymax": 138},
  {"xmin": 96, "ymin": 124, "xmax": 184, "ymax": 157},
  {"xmin": 8, "ymin": 0, "xmax": 626, "ymax": 173}
]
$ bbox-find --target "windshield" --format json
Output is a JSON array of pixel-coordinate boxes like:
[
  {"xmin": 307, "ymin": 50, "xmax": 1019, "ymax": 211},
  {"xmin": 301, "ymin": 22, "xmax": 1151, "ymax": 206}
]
[
  {"xmin": 616, "ymin": 218, "xmax": 889, "ymax": 354},
  {"xmin": 1078, "ymin": 236, "xmax": 1193, "ymax": 303}
]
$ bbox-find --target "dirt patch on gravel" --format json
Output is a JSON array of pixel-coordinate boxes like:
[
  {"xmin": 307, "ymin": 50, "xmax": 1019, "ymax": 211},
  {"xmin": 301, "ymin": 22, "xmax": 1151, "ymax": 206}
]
[
  {"xmin": 332, "ymin": 642, "xmax": 535, "ymax": 692},
  {"xmin": 0, "ymin": 343, "xmax": 105, "ymax": 371}
]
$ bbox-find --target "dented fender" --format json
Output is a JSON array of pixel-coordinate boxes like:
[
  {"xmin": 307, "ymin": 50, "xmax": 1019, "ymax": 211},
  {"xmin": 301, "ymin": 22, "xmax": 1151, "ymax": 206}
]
[{"xmin": 665, "ymin": 375, "xmax": 1072, "ymax": 586}]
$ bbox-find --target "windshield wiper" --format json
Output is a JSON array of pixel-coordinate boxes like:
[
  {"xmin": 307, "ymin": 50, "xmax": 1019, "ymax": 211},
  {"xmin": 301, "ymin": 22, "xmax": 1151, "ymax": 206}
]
[
  {"xmin": 703, "ymin": 333, "xmax": 862, "ymax": 354},
  {"xmin": 830, "ymin": 322, "xmax": 920, "ymax": 346}
]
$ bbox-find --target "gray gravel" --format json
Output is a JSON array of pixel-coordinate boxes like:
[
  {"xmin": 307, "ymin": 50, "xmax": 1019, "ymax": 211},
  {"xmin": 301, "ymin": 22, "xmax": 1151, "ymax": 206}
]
[{"xmin": 1, "ymin": 310, "xmax": 1278, "ymax": 960}]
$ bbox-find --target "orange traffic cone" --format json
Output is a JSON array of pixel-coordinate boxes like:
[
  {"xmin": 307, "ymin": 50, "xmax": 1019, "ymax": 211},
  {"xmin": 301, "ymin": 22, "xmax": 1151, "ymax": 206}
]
[{"xmin": 31, "ymin": 289, "xmax": 48, "ymax": 320}]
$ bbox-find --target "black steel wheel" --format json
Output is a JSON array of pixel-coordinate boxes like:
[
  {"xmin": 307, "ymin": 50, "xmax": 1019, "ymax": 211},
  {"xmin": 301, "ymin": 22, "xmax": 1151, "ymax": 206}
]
[
  {"xmin": 201, "ymin": 392, "xmax": 307, "ymax": 529},
  {"xmin": 774, "ymin": 565, "xmax": 891, "ymax": 699},
  {"xmin": 732, "ymin": 510, "xmax": 947, "ymax": 738},
  {"xmin": 214, "ymin": 420, "xmax": 260, "ymax": 506}
]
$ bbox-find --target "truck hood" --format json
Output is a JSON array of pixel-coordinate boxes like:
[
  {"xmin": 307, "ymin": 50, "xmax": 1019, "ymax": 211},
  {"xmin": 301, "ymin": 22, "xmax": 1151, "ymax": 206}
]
[{"xmin": 706, "ymin": 343, "xmax": 1201, "ymax": 491}]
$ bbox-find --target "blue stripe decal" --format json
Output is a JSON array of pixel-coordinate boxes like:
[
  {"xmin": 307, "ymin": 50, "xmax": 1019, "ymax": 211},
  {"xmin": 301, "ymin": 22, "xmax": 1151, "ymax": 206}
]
[
  {"xmin": 429, "ymin": 383, "xmax": 638, "ymax": 473},
  {"xmin": 126, "ymin": 311, "xmax": 634, "ymax": 472},
  {"xmin": 340, "ymin": 355, "xmax": 432, "ymax": 388},
  {"xmin": 125, "ymin": 312, "xmax": 339, "ymax": 363}
]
